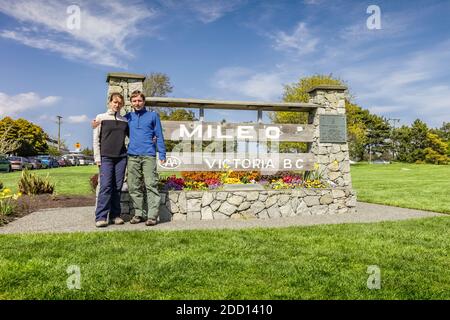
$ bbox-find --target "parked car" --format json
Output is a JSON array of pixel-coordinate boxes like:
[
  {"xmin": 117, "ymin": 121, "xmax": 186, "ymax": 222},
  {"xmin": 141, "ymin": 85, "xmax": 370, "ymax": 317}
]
[
  {"xmin": 0, "ymin": 155, "xmax": 12, "ymax": 173},
  {"xmin": 76, "ymin": 155, "xmax": 87, "ymax": 165},
  {"xmin": 37, "ymin": 155, "xmax": 59, "ymax": 168},
  {"xmin": 8, "ymin": 156, "xmax": 33, "ymax": 171},
  {"xmin": 57, "ymin": 157, "xmax": 68, "ymax": 167},
  {"xmin": 85, "ymin": 157, "xmax": 95, "ymax": 165},
  {"xmin": 62, "ymin": 154, "xmax": 80, "ymax": 166},
  {"xmin": 28, "ymin": 157, "xmax": 43, "ymax": 170}
]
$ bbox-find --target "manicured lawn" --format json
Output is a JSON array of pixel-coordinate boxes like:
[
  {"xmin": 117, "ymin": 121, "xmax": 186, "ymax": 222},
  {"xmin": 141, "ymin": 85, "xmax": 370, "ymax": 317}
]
[
  {"xmin": 0, "ymin": 216, "xmax": 449, "ymax": 299},
  {"xmin": 0, "ymin": 166, "xmax": 178, "ymax": 196},
  {"xmin": 1, "ymin": 163, "xmax": 449, "ymax": 213},
  {"xmin": 0, "ymin": 166, "xmax": 98, "ymax": 195},
  {"xmin": 351, "ymin": 162, "xmax": 450, "ymax": 214}
]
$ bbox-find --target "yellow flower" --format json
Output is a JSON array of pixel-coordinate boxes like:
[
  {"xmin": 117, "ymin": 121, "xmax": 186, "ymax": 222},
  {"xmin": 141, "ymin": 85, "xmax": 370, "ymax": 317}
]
[
  {"xmin": 3, "ymin": 188, "xmax": 11, "ymax": 194},
  {"xmin": 314, "ymin": 163, "xmax": 319, "ymax": 170}
]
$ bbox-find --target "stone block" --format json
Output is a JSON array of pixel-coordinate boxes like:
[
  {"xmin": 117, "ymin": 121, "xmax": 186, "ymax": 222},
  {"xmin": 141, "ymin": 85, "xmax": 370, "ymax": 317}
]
[
  {"xmin": 250, "ymin": 201, "xmax": 266, "ymax": 214},
  {"xmin": 304, "ymin": 196, "xmax": 320, "ymax": 207},
  {"xmin": 210, "ymin": 200, "xmax": 221, "ymax": 211},
  {"xmin": 227, "ymin": 195, "xmax": 244, "ymax": 206},
  {"xmin": 201, "ymin": 192, "xmax": 214, "ymax": 207},
  {"xmin": 320, "ymin": 194, "xmax": 333, "ymax": 205},
  {"xmin": 201, "ymin": 206, "xmax": 214, "ymax": 220},
  {"xmin": 237, "ymin": 201, "xmax": 251, "ymax": 211},
  {"xmin": 218, "ymin": 202, "xmax": 237, "ymax": 216}
]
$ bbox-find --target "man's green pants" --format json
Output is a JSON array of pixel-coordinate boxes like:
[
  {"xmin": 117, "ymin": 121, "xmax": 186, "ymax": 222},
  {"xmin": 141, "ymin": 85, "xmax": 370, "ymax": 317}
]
[{"xmin": 127, "ymin": 155, "xmax": 160, "ymax": 220}]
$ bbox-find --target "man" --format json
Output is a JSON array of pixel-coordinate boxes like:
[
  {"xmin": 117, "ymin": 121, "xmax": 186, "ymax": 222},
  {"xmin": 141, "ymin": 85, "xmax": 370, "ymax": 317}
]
[
  {"xmin": 93, "ymin": 90, "xmax": 166, "ymax": 226},
  {"xmin": 126, "ymin": 90, "xmax": 166, "ymax": 226}
]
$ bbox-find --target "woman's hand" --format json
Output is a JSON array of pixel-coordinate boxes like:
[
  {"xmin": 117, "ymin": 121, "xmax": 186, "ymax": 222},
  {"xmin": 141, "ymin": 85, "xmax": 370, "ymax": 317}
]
[{"xmin": 92, "ymin": 119, "xmax": 100, "ymax": 129}]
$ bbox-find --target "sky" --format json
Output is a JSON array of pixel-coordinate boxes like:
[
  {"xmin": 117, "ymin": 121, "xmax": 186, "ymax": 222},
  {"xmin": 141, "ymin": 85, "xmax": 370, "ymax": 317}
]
[{"xmin": 0, "ymin": 0, "xmax": 449, "ymax": 151}]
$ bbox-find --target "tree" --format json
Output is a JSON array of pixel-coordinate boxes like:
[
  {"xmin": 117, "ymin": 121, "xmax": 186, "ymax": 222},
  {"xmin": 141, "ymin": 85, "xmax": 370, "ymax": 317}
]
[
  {"xmin": 431, "ymin": 122, "xmax": 450, "ymax": 156},
  {"xmin": 81, "ymin": 147, "xmax": 94, "ymax": 156},
  {"xmin": 143, "ymin": 72, "xmax": 173, "ymax": 116},
  {"xmin": 0, "ymin": 117, "xmax": 48, "ymax": 156},
  {"xmin": 365, "ymin": 115, "xmax": 391, "ymax": 161},
  {"xmin": 143, "ymin": 72, "xmax": 173, "ymax": 97},
  {"xmin": 424, "ymin": 132, "xmax": 449, "ymax": 164},
  {"xmin": 48, "ymin": 146, "xmax": 62, "ymax": 156},
  {"xmin": 346, "ymin": 102, "xmax": 369, "ymax": 160},
  {"xmin": 392, "ymin": 125, "xmax": 412, "ymax": 162},
  {"xmin": 392, "ymin": 119, "xmax": 449, "ymax": 164},
  {"xmin": 0, "ymin": 122, "xmax": 21, "ymax": 155},
  {"xmin": 272, "ymin": 74, "xmax": 346, "ymax": 153},
  {"xmin": 409, "ymin": 119, "xmax": 429, "ymax": 162},
  {"xmin": 159, "ymin": 109, "xmax": 197, "ymax": 152}
]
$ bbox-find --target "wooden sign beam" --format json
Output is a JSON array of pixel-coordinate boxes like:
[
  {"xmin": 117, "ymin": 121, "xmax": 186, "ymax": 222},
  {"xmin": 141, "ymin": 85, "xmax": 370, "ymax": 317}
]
[
  {"xmin": 161, "ymin": 121, "xmax": 315, "ymax": 142},
  {"xmin": 157, "ymin": 152, "xmax": 316, "ymax": 171}
]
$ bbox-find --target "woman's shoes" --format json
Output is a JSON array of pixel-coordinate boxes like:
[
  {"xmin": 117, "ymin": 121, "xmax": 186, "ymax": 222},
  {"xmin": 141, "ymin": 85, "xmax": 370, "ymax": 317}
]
[
  {"xmin": 111, "ymin": 217, "xmax": 125, "ymax": 225},
  {"xmin": 95, "ymin": 220, "xmax": 108, "ymax": 228}
]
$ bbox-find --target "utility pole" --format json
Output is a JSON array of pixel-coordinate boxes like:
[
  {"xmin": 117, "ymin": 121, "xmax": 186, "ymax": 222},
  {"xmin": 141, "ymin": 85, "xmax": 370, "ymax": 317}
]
[{"xmin": 56, "ymin": 116, "xmax": 63, "ymax": 151}]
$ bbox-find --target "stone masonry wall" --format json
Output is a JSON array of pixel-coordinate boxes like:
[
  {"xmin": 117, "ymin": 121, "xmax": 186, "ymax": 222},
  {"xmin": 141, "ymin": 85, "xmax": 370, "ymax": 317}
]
[
  {"xmin": 107, "ymin": 73, "xmax": 145, "ymax": 114},
  {"xmin": 308, "ymin": 86, "xmax": 352, "ymax": 188},
  {"xmin": 120, "ymin": 188, "xmax": 357, "ymax": 221}
]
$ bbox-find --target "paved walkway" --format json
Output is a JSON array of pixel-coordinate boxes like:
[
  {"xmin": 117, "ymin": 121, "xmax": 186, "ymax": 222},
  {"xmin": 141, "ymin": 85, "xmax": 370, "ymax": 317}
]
[{"xmin": 0, "ymin": 202, "xmax": 446, "ymax": 235}]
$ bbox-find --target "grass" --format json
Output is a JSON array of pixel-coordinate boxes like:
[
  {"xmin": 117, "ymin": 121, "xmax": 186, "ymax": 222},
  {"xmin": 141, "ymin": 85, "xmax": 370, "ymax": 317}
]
[
  {"xmin": 1, "ymin": 162, "xmax": 449, "ymax": 213},
  {"xmin": 0, "ymin": 216, "xmax": 449, "ymax": 299},
  {"xmin": 351, "ymin": 162, "xmax": 450, "ymax": 214},
  {"xmin": 0, "ymin": 166, "xmax": 98, "ymax": 195},
  {"xmin": 0, "ymin": 166, "xmax": 178, "ymax": 196}
]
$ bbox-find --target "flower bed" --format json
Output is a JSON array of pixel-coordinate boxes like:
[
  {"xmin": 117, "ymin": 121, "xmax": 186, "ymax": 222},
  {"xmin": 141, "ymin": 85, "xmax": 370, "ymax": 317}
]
[{"xmin": 160, "ymin": 167, "xmax": 330, "ymax": 192}]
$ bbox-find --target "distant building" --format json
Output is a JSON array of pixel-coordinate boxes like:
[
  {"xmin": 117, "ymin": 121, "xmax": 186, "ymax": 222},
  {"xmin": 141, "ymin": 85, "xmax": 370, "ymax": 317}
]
[{"xmin": 46, "ymin": 137, "xmax": 69, "ymax": 154}]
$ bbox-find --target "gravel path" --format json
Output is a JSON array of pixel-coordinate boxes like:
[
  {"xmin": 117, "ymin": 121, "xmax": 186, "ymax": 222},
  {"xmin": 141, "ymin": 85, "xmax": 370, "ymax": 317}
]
[{"xmin": 0, "ymin": 202, "xmax": 446, "ymax": 235}]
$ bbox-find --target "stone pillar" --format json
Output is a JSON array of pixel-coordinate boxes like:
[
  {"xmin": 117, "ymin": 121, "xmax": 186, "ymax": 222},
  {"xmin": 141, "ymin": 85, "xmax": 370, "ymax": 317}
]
[
  {"xmin": 307, "ymin": 85, "xmax": 352, "ymax": 188},
  {"xmin": 106, "ymin": 72, "xmax": 146, "ymax": 114}
]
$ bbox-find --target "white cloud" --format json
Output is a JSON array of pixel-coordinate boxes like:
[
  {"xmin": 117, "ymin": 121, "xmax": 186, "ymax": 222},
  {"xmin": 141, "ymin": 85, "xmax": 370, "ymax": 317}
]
[
  {"xmin": 160, "ymin": 0, "xmax": 244, "ymax": 23},
  {"xmin": 66, "ymin": 115, "xmax": 90, "ymax": 123},
  {"xmin": 340, "ymin": 41, "xmax": 450, "ymax": 127},
  {"xmin": 0, "ymin": 0, "xmax": 156, "ymax": 68},
  {"xmin": 212, "ymin": 67, "xmax": 284, "ymax": 101},
  {"xmin": 0, "ymin": 92, "xmax": 61, "ymax": 117},
  {"xmin": 271, "ymin": 22, "xmax": 319, "ymax": 56}
]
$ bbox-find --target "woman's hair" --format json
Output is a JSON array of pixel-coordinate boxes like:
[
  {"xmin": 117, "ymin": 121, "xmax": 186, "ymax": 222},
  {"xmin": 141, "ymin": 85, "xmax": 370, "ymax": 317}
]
[
  {"xmin": 109, "ymin": 92, "xmax": 124, "ymax": 103},
  {"xmin": 130, "ymin": 90, "xmax": 146, "ymax": 101}
]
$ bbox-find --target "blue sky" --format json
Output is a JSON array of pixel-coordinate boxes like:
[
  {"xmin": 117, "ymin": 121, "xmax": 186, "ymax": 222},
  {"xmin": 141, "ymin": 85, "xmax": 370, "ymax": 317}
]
[{"xmin": 0, "ymin": 0, "xmax": 449, "ymax": 150}]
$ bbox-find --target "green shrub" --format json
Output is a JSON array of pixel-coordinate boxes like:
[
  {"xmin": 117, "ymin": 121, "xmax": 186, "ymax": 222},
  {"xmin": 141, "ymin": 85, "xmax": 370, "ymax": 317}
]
[{"xmin": 18, "ymin": 169, "xmax": 55, "ymax": 195}]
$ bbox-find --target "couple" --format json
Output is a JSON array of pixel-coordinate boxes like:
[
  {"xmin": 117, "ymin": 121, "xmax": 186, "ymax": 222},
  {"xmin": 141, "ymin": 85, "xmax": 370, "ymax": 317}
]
[{"xmin": 93, "ymin": 90, "xmax": 166, "ymax": 228}]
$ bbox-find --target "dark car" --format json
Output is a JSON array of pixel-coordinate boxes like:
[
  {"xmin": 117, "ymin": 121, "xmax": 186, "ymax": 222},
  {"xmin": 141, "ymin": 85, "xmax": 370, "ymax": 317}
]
[
  {"xmin": 37, "ymin": 155, "xmax": 59, "ymax": 168},
  {"xmin": 0, "ymin": 155, "xmax": 12, "ymax": 173}
]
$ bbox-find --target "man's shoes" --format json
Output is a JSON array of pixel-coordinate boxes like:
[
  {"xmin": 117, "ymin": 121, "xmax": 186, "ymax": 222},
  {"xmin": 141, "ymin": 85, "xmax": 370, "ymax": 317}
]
[
  {"xmin": 145, "ymin": 218, "xmax": 157, "ymax": 226},
  {"xmin": 110, "ymin": 217, "xmax": 125, "ymax": 225},
  {"xmin": 95, "ymin": 220, "xmax": 108, "ymax": 228},
  {"xmin": 130, "ymin": 216, "xmax": 145, "ymax": 224}
]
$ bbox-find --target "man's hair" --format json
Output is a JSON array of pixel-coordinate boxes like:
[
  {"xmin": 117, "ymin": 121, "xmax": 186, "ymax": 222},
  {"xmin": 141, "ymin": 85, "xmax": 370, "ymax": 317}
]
[
  {"xmin": 109, "ymin": 92, "xmax": 124, "ymax": 103},
  {"xmin": 130, "ymin": 90, "xmax": 146, "ymax": 101}
]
